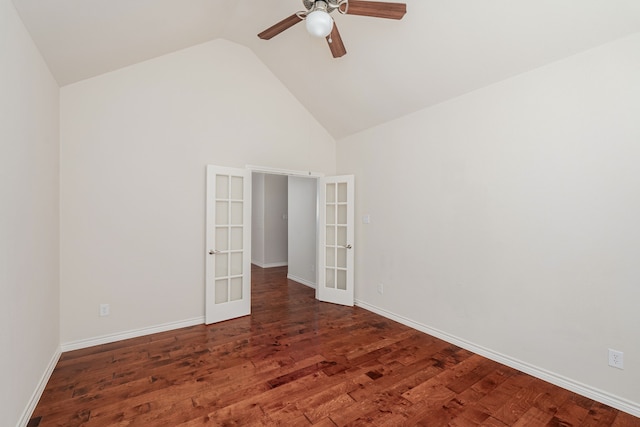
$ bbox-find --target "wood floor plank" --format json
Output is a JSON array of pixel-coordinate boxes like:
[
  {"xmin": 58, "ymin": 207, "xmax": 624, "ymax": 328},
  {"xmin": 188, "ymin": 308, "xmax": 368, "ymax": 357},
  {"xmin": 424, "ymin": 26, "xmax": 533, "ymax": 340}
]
[
  {"xmin": 512, "ymin": 406, "xmax": 555, "ymax": 426},
  {"xmin": 614, "ymin": 412, "xmax": 640, "ymax": 427},
  {"xmin": 348, "ymin": 356, "xmax": 441, "ymax": 402},
  {"xmin": 30, "ymin": 266, "xmax": 640, "ymax": 427},
  {"xmin": 297, "ymin": 376, "xmax": 368, "ymax": 416},
  {"xmin": 490, "ymin": 379, "xmax": 543, "ymax": 425},
  {"xmin": 450, "ymin": 406, "xmax": 493, "ymax": 426}
]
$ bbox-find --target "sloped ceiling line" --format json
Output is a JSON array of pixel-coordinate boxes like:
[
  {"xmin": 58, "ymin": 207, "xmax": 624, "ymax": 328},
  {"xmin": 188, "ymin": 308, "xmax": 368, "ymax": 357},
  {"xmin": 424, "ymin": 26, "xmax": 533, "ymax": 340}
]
[{"xmin": 12, "ymin": 0, "xmax": 640, "ymax": 138}]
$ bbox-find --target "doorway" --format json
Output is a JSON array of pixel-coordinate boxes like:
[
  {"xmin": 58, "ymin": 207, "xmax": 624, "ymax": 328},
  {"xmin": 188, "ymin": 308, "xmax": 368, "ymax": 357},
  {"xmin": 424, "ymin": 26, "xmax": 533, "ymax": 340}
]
[
  {"xmin": 250, "ymin": 172, "xmax": 318, "ymax": 289},
  {"xmin": 205, "ymin": 165, "xmax": 354, "ymax": 325}
]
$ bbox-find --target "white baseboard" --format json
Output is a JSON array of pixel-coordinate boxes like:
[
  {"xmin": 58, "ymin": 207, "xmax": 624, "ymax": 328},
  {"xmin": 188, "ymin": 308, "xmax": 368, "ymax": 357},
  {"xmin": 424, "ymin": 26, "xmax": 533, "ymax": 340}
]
[
  {"xmin": 354, "ymin": 299, "xmax": 640, "ymax": 418},
  {"xmin": 61, "ymin": 317, "xmax": 204, "ymax": 352},
  {"xmin": 18, "ymin": 346, "xmax": 61, "ymax": 427},
  {"xmin": 287, "ymin": 273, "xmax": 316, "ymax": 289},
  {"xmin": 251, "ymin": 261, "xmax": 288, "ymax": 268}
]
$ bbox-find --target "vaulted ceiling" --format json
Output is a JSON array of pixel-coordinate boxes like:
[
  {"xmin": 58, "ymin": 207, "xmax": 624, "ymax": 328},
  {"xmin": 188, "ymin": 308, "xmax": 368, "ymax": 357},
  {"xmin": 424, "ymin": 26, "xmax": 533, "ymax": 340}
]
[{"xmin": 12, "ymin": 0, "xmax": 640, "ymax": 139}]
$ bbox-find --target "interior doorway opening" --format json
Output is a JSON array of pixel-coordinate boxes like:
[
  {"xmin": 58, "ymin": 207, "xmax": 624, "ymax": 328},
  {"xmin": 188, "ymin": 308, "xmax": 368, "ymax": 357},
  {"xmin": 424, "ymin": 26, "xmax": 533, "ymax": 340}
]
[
  {"xmin": 206, "ymin": 165, "xmax": 354, "ymax": 324},
  {"xmin": 250, "ymin": 172, "xmax": 318, "ymax": 289}
]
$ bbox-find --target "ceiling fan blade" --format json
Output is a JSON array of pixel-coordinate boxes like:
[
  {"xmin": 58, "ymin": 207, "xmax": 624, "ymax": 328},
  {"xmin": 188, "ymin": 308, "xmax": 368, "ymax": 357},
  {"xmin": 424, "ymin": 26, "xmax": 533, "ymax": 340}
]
[
  {"xmin": 345, "ymin": 1, "xmax": 407, "ymax": 20},
  {"xmin": 258, "ymin": 14, "xmax": 304, "ymax": 40},
  {"xmin": 326, "ymin": 23, "xmax": 347, "ymax": 58}
]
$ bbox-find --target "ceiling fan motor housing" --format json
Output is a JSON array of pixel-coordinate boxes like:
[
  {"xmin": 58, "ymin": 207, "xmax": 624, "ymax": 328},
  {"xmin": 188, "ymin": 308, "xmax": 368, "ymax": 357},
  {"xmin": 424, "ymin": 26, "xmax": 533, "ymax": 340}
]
[{"xmin": 303, "ymin": 0, "xmax": 349, "ymax": 15}]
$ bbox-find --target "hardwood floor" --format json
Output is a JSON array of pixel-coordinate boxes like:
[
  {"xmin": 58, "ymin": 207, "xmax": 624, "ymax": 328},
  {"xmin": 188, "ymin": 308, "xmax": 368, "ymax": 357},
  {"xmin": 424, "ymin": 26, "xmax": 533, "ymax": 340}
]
[{"xmin": 31, "ymin": 266, "xmax": 639, "ymax": 426}]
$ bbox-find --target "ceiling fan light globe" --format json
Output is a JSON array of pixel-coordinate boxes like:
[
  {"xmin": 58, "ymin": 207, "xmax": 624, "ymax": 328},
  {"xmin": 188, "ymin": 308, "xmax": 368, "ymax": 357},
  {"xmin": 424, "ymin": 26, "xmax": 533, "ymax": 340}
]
[{"xmin": 306, "ymin": 10, "xmax": 333, "ymax": 37}]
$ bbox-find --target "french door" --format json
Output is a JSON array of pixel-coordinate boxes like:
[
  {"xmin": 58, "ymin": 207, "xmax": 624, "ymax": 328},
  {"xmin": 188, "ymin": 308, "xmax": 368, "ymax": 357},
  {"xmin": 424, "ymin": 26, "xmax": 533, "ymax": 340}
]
[
  {"xmin": 205, "ymin": 166, "xmax": 251, "ymax": 324},
  {"xmin": 318, "ymin": 175, "xmax": 355, "ymax": 306}
]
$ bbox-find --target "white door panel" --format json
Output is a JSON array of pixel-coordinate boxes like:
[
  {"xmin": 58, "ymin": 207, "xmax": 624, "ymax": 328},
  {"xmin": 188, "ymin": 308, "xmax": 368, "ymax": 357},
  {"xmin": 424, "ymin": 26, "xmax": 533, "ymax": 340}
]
[
  {"xmin": 318, "ymin": 175, "xmax": 354, "ymax": 306},
  {"xmin": 205, "ymin": 166, "xmax": 251, "ymax": 324}
]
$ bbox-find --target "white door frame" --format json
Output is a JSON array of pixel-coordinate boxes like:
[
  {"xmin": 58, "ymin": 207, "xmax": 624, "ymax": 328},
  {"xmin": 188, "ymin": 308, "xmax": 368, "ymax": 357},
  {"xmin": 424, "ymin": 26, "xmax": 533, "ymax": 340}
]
[
  {"xmin": 207, "ymin": 164, "xmax": 349, "ymax": 323},
  {"xmin": 246, "ymin": 165, "xmax": 324, "ymax": 179}
]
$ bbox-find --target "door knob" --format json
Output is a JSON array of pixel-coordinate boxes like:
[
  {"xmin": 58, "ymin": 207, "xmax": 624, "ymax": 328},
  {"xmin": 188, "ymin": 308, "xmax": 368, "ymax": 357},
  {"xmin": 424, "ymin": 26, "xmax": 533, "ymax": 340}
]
[
  {"xmin": 208, "ymin": 249, "xmax": 221, "ymax": 255},
  {"xmin": 343, "ymin": 244, "xmax": 352, "ymax": 249}
]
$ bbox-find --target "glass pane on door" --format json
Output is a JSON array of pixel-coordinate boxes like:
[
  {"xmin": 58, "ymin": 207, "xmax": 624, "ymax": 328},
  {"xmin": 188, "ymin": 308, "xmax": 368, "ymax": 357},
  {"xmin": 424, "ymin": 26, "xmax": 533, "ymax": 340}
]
[
  {"xmin": 326, "ymin": 227, "xmax": 335, "ymax": 245},
  {"xmin": 230, "ymin": 277, "xmax": 242, "ymax": 301},
  {"xmin": 230, "ymin": 253, "xmax": 243, "ymax": 276},
  {"xmin": 337, "ymin": 227, "xmax": 347, "ymax": 246},
  {"xmin": 216, "ymin": 202, "xmax": 229, "ymax": 225},
  {"xmin": 231, "ymin": 202, "xmax": 243, "ymax": 225},
  {"xmin": 337, "ymin": 205, "xmax": 347, "ymax": 224},
  {"xmin": 215, "ymin": 253, "xmax": 228, "ymax": 277},
  {"xmin": 215, "ymin": 279, "xmax": 228, "ymax": 304},
  {"xmin": 326, "ymin": 205, "xmax": 336, "ymax": 225},
  {"xmin": 337, "ymin": 183, "xmax": 347, "ymax": 203},
  {"xmin": 216, "ymin": 175, "xmax": 229, "ymax": 198},
  {"xmin": 337, "ymin": 270, "xmax": 347, "ymax": 290},
  {"xmin": 231, "ymin": 177, "xmax": 243, "ymax": 199},
  {"xmin": 230, "ymin": 227, "xmax": 243, "ymax": 250},
  {"xmin": 325, "ymin": 269, "xmax": 335, "ymax": 288},
  {"xmin": 326, "ymin": 183, "xmax": 336, "ymax": 203},
  {"xmin": 216, "ymin": 227, "xmax": 228, "ymax": 251}
]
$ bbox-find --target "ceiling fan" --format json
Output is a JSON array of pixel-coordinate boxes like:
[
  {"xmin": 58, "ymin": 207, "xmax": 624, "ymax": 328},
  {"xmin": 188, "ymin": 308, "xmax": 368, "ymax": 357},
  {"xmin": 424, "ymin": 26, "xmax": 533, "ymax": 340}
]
[{"xmin": 258, "ymin": 0, "xmax": 407, "ymax": 58}]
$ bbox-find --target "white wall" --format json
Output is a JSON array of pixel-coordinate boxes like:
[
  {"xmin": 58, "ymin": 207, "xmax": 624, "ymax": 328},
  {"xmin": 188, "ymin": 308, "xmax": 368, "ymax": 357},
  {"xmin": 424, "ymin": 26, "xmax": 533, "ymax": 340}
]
[
  {"xmin": 251, "ymin": 173, "xmax": 266, "ymax": 266},
  {"xmin": 0, "ymin": 0, "xmax": 60, "ymax": 425},
  {"xmin": 264, "ymin": 174, "xmax": 288, "ymax": 266},
  {"xmin": 60, "ymin": 39, "xmax": 336, "ymax": 345},
  {"xmin": 338, "ymin": 33, "xmax": 640, "ymax": 413},
  {"xmin": 252, "ymin": 173, "xmax": 288, "ymax": 267},
  {"xmin": 287, "ymin": 177, "xmax": 318, "ymax": 287}
]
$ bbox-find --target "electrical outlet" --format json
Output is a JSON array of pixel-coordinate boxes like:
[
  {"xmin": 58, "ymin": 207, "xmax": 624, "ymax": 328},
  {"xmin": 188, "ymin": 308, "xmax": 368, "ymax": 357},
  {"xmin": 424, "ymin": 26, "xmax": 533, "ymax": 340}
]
[
  {"xmin": 608, "ymin": 349, "xmax": 624, "ymax": 369},
  {"xmin": 377, "ymin": 283, "xmax": 384, "ymax": 295},
  {"xmin": 99, "ymin": 304, "xmax": 110, "ymax": 317}
]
